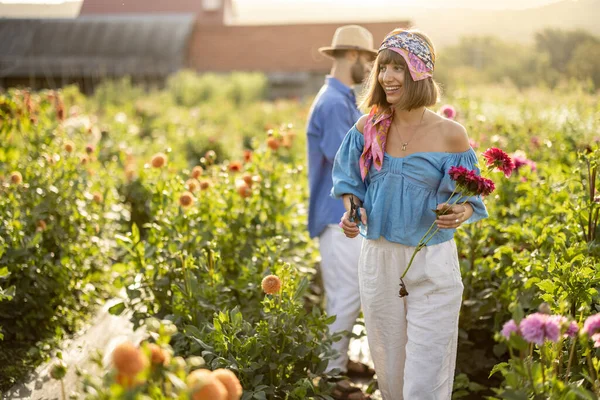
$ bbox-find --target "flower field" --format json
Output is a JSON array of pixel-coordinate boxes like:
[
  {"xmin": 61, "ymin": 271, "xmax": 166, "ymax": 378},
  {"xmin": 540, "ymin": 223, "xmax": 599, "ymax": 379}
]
[{"xmin": 1, "ymin": 73, "xmax": 600, "ymax": 399}]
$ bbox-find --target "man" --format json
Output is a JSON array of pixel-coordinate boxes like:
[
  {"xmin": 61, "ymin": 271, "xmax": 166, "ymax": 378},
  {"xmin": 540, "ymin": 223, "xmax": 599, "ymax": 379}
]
[{"xmin": 306, "ymin": 25, "xmax": 376, "ymax": 398}]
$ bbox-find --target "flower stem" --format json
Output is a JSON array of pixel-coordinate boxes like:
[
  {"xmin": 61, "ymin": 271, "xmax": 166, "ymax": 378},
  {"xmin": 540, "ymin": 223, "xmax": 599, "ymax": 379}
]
[
  {"xmin": 60, "ymin": 379, "xmax": 66, "ymax": 400},
  {"xmin": 556, "ymin": 338, "xmax": 564, "ymax": 378},
  {"xmin": 540, "ymin": 345, "xmax": 547, "ymax": 395},
  {"xmin": 586, "ymin": 342, "xmax": 598, "ymax": 391},
  {"xmin": 399, "ymin": 195, "xmax": 465, "ymax": 280},
  {"xmin": 565, "ymin": 337, "xmax": 577, "ymax": 382},
  {"xmin": 526, "ymin": 350, "xmax": 539, "ymax": 397}
]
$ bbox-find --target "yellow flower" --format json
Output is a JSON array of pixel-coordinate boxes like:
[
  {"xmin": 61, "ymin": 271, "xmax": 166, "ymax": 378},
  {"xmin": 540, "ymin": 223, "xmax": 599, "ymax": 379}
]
[{"xmin": 261, "ymin": 275, "xmax": 282, "ymax": 295}]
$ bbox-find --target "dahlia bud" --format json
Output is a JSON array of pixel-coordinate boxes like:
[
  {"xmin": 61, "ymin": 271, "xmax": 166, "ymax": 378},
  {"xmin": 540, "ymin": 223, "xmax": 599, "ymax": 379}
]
[
  {"xmin": 151, "ymin": 152, "xmax": 167, "ymax": 168},
  {"xmin": 179, "ymin": 191, "xmax": 195, "ymax": 208},
  {"xmin": 93, "ymin": 192, "xmax": 103, "ymax": 204},
  {"xmin": 205, "ymin": 150, "xmax": 217, "ymax": 165},
  {"xmin": 191, "ymin": 165, "xmax": 204, "ymax": 179},
  {"xmin": 36, "ymin": 220, "xmax": 47, "ymax": 232},
  {"xmin": 64, "ymin": 141, "xmax": 75, "ymax": 153},
  {"xmin": 186, "ymin": 179, "xmax": 200, "ymax": 193},
  {"xmin": 235, "ymin": 180, "xmax": 251, "ymax": 198},
  {"xmin": 112, "ymin": 341, "xmax": 147, "ymax": 377},
  {"xmin": 10, "ymin": 171, "xmax": 23, "ymax": 185},
  {"xmin": 242, "ymin": 173, "xmax": 253, "ymax": 187},
  {"xmin": 261, "ymin": 275, "xmax": 282, "ymax": 295},
  {"xmin": 266, "ymin": 137, "xmax": 280, "ymax": 151},
  {"xmin": 50, "ymin": 360, "xmax": 67, "ymax": 380},
  {"xmin": 228, "ymin": 161, "xmax": 242, "ymax": 173},
  {"xmin": 199, "ymin": 180, "xmax": 211, "ymax": 191}
]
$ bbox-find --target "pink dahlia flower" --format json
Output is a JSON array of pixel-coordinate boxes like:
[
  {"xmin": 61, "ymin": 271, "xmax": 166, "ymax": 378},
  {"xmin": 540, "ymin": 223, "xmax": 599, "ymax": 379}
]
[
  {"xmin": 519, "ymin": 313, "xmax": 564, "ymax": 345},
  {"xmin": 565, "ymin": 320, "xmax": 579, "ymax": 338},
  {"xmin": 439, "ymin": 104, "xmax": 457, "ymax": 120},
  {"xmin": 501, "ymin": 319, "xmax": 519, "ymax": 339},
  {"xmin": 582, "ymin": 314, "xmax": 600, "ymax": 337}
]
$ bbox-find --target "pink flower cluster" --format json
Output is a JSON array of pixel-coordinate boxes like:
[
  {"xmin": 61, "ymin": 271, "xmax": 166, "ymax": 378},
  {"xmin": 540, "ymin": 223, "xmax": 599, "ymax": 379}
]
[
  {"xmin": 582, "ymin": 314, "xmax": 600, "ymax": 347},
  {"xmin": 512, "ymin": 151, "xmax": 537, "ymax": 173},
  {"xmin": 448, "ymin": 166, "xmax": 495, "ymax": 197},
  {"xmin": 439, "ymin": 104, "xmax": 457, "ymax": 120},
  {"xmin": 501, "ymin": 319, "xmax": 519, "ymax": 339},
  {"xmin": 502, "ymin": 314, "xmax": 581, "ymax": 345},
  {"xmin": 520, "ymin": 313, "xmax": 561, "ymax": 344},
  {"xmin": 482, "ymin": 147, "xmax": 515, "ymax": 178}
]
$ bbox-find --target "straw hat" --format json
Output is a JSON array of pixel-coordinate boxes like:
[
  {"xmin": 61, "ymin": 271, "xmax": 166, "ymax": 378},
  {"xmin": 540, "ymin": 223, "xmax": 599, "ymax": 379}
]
[{"xmin": 318, "ymin": 25, "xmax": 377, "ymax": 59}]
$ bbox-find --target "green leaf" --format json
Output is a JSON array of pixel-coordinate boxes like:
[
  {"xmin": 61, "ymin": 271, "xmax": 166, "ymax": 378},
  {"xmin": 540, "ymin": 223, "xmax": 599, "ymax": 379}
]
[
  {"xmin": 292, "ymin": 276, "xmax": 309, "ymax": 302},
  {"xmin": 131, "ymin": 223, "xmax": 141, "ymax": 243},
  {"xmin": 489, "ymin": 362, "xmax": 509, "ymax": 378},
  {"xmin": 253, "ymin": 392, "xmax": 267, "ymax": 400},
  {"xmin": 500, "ymin": 389, "xmax": 528, "ymax": 400},
  {"xmin": 108, "ymin": 302, "xmax": 125, "ymax": 316},
  {"xmin": 114, "ymin": 234, "xmax": 132, "ymax": 244}
]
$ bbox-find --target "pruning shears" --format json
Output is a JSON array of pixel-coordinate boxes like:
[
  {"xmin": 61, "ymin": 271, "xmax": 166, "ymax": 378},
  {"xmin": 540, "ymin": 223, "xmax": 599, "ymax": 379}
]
[
  {"xmin": 350, "ymin": 196, "xmax": 361, "ymax": 223},
  {"xmin": 349, "ymin": 196, "xmax": 367, "ymax": 237}
]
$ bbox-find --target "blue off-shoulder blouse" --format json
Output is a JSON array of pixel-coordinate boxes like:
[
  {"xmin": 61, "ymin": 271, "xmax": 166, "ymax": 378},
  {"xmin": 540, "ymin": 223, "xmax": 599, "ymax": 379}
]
[{"xmin": 331, "ymin": 125, "xmax": 489, "ymax": 247}]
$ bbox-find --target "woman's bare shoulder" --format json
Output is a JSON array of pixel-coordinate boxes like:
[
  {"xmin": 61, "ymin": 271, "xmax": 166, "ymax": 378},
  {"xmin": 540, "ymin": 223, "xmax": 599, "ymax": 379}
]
[
  {"xmin": 355, "ymin": 115, "xmax": 369, "ymax": 135},
  {"xmin": 441, "ymin": 119, "xmax": 470, "ymax": 152}
]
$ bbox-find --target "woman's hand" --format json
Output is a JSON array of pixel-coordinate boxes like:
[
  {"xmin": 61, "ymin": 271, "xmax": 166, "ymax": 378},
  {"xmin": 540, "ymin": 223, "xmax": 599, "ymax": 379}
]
[
  {"xmin": 435, "ymin": 202, "xmax": 472, "ymax": 229},
  {"xmin": 339, "ymin": 207, "xmax": 367, "ymax": 238}
]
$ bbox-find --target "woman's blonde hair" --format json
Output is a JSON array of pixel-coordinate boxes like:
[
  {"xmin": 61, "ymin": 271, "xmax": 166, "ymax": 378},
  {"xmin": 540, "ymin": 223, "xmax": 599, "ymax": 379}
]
[{"xmin": 358, "ymin": 30, "xmax": 441, "ymax": 111}]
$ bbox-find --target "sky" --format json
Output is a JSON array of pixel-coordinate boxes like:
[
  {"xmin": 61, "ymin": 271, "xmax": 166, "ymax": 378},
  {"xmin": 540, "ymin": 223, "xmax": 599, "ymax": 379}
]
[{"xmin": 0, "ymin": 0, "xmax": 565, "ymax": 9}]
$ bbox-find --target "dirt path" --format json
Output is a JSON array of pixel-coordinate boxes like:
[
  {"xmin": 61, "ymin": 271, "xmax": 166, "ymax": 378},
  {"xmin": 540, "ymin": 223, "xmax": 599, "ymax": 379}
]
[{"xmin": 3, "ymin": 299, "xmax": 145, "ymax": 400}]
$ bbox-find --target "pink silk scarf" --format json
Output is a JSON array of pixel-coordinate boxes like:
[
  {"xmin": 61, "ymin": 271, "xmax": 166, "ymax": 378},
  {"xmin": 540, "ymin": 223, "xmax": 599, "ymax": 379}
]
[{"xmin": 359, "ymin": 105, "xmax": 394, "ymax": 181}]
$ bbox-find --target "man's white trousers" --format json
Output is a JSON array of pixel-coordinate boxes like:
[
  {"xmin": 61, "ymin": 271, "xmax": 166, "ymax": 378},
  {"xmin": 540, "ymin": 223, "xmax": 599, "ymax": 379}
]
[{"xmin": 319, "ymin": 224, "xmax": 362, "ymax": 373}]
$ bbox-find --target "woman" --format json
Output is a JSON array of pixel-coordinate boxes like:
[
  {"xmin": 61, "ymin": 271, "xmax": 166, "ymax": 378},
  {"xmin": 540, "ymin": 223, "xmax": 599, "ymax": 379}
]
[{"xmin": 332, "ymin": 28, "xmax": 488, "ymax": 399}]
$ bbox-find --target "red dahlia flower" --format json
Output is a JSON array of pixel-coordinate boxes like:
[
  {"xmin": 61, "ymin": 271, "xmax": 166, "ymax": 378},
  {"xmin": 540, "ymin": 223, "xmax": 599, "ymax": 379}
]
[{"xmin": 482, "ymin": 147, "xmax": 515, "ymax": 178}]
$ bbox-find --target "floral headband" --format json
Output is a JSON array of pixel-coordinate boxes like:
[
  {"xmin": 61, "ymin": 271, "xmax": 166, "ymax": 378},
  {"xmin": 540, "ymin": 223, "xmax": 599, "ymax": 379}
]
[{"xmin": 379, "ymin": 29, "xmax": 435, "ymax": 81}]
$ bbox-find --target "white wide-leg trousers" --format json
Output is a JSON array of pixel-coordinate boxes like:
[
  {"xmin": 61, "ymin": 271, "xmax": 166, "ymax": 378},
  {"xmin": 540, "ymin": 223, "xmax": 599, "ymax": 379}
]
[
  {"xmin": 319, "ymin": 224, "xmax": 363, "ymax": 373},
  {"xmin": 359, "ymin": 237, "xmax": 463, "ymax": 400}
]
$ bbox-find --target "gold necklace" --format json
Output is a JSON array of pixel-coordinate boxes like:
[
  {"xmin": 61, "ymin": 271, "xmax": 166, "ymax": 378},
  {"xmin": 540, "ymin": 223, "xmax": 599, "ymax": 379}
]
[{"xmin": 394, "ymin": 108, "xmax": 427, "ymax": 151}]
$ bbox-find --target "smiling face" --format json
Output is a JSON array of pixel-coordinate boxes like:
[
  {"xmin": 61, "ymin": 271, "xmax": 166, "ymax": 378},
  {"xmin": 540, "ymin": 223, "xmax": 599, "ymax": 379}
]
[
  {"xmin": 377, "ymin": 58, "xmax": 407, "ymax": 105},
  {"xmin": 359, "ymin": 47, "xmax": 440, "ymax": 112}
]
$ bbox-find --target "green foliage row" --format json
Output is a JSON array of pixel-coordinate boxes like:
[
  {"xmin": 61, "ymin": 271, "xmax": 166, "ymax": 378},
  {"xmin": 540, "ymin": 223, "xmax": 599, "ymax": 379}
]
[
  {"xmin": 437, "ymin": 28, "xmax": 600, "ymax": 92},
  {"xmin": 0, "ymin": 90, "xmax": 123, "ymax": 389}
]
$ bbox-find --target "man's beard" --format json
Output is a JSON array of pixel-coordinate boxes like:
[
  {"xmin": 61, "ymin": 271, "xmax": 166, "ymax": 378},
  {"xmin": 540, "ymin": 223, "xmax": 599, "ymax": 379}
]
[{"xmin": 351, "ymin": 60, "xmax": 366, "ymax": 85}]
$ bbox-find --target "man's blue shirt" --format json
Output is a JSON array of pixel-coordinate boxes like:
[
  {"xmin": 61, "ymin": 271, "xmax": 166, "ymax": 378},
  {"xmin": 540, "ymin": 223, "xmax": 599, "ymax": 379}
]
[{"xmin": 306, "ymin": 76, "xmax": 362, "ymax": 238}]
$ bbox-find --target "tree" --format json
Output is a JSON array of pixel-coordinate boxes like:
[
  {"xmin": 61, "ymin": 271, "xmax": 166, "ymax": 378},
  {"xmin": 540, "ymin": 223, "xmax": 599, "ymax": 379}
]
[{"xmin": 534, "ymin": 29, "xmax": 600, "ymax": 74}]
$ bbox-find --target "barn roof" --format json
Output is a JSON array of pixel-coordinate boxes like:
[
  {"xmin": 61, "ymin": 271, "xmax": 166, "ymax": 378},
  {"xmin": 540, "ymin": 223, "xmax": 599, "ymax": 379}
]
[{"xmin": 0, "ymin": 14, "xmax": 196, "ymax": 78}]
